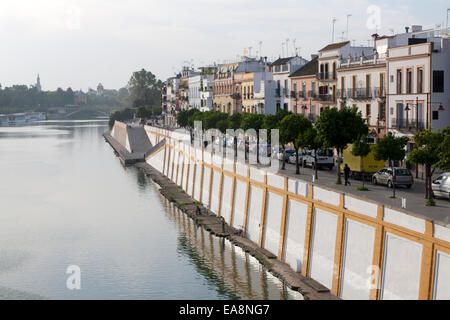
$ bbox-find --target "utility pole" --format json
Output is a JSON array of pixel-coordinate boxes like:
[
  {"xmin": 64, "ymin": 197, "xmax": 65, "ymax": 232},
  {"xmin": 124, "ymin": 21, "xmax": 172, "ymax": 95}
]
[
  {"xmin": 282, "ymin": 42, "xmax": 285, "ymax": 58},
  {"xmin": 332, "ymin": 17, "xmax": 338, "ymax": 43},
  {"xmin": 346, "ymin": 14, "xmax": 352, "ymax": 40}
]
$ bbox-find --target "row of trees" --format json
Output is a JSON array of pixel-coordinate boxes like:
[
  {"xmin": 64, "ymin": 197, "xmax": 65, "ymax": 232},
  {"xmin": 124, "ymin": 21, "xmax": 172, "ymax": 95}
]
[
  {"xmin": 177, "ymin": 107, "xmax": 369, "ymax": 185},
  {"xmin": 0, "ymin": 85, "xmax": 131, "ymax": 114},
  {"xmin": 176, "ymin": 107, "xmax": 450, "ymax": 204}
]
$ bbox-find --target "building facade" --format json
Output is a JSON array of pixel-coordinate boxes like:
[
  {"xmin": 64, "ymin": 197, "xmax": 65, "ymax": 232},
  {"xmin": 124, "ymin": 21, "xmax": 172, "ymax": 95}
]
[
  {"xmin": 270, "ymin": 56, "xmax": 308, "ymax": 112},
  {"xmin": 317, "ymin": 41, "xmax": 373, "ymax": 111},
  {"xmin": 289, "ymin": 57, "xmax": 320, "ymax": 121}
]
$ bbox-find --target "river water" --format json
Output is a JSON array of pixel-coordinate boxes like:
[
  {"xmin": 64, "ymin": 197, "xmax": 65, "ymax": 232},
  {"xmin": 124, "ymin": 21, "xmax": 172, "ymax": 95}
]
[{"xmin": 0, "ymin": 120, "xmax": 302, "ymax": 300}]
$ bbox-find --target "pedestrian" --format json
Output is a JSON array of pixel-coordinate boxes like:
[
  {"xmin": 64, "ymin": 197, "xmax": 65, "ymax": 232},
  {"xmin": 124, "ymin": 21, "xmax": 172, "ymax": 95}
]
[{"xmin": 344, "ymin": 164, "xmax": 351, "ymax": 186}]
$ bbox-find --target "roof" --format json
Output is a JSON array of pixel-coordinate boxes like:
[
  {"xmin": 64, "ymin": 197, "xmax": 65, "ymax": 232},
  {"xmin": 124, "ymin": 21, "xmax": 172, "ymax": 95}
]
[
  {"xmin": 289, "ymin": 57, "xmax": 318, "ymax": 78},
  {"xmin": 319, "ymin": 41, "xmax": 350, "ymax": 52},
  {"xmin": 271, "ymin": 56, "xmax": 297, "ymax": 66}
]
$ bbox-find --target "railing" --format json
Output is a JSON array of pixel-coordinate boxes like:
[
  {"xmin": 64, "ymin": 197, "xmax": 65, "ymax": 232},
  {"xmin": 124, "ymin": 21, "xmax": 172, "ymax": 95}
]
[
  {"xmin": 291, "ymin": 91, "xmax": 297, "ymax": 99},
  {"xmin": 275, "ymin": 88, "xmax": 281, "ymax": 97},
  {"xmin": 308, "ymin": 91, "xmax": 317, "ymax": 99},
  {"xmin": 390, "ymin": 118, "xmax": 426, "ymax": 131},
  {"xmin": 318, "ymin": 94, "xmax": 334, "ymax": 102},
  {"xmin": 317, "ymin": 72, "xmax": 337, "ymax": 80},
  {"xmin": 373, "ymin": 87, "xmax": 386, "ymax": 98}
]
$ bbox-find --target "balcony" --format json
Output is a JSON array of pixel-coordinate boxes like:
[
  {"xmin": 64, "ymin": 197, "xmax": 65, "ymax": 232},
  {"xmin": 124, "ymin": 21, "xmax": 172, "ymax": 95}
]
[
  {"xmin": 318, "ymin": 94, "xmax": 335, "ymax": 102},
  {"xmin": 291, "ymin": 91, "xmax": 297, "ymax": 99},
  {"xmin": 308, "ymin": 91, "xmax": 317, "ymax": 99},
  {"xmin": 347, "ymin": 88, "xmax": 373, "ymax": 100},
  {"xmin": 275, "ymin": 88, "xmax": 281, "ymax": 97},
  {"xmin": 390, "ymin": 118, "xmax": 426, "ymax": 131},
  {"xmin": 373, "ymin": 87, "xmax": 386, "ymax": 98},
  {"xmin": 317, "ymin": 72, "xmax": 337, "ymax": 81}
]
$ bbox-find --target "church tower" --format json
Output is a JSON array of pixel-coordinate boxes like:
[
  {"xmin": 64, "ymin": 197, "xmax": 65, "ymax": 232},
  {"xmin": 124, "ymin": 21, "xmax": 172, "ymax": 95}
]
[{"xmin": 36, "ymin": 74, "xmax": 42, "ymax": 92}]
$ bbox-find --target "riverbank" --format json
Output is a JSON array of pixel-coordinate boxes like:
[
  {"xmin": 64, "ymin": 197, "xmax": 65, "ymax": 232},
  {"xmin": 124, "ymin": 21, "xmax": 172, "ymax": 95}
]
[{"xmin": 135, "ymin": 161, "xmax": 339, "ymax": 300}]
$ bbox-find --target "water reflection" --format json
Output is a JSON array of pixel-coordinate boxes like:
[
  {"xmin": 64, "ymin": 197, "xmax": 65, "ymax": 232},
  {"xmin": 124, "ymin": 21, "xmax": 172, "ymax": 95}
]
[{"xmin": 159, "ymin": 194, "xmax": 303, "ymax": 300}]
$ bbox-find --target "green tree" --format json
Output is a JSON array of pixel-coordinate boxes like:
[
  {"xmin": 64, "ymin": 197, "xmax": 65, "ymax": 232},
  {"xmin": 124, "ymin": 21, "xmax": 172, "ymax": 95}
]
[
  {"xmin": 351, "ymin": 136, "xmax": 372, "ymax": 189},
  {"xmin": 135, "ymin": 106, "xmax": 153, "ymax": 119},
  {"xmin": 373, "ymin": 132, "xmax": 409, "ymax": 198},
  {"xmin": 299, "ymin": 127, "xmax": 323, "ymax": 179},
  {"xmin": 128, "ymin": 69, "xmax": 162, "ymax": 108},
  {"xmin": 408, "ymin": 128, "xmax": 449, "ymax": 204},
  {"xmin": 280, "ymin": 114, "xmax": 312, "ymax": 174},
  {"xmin": 315, "ymin": 106, "xmax": 368, "ymax": 184}
]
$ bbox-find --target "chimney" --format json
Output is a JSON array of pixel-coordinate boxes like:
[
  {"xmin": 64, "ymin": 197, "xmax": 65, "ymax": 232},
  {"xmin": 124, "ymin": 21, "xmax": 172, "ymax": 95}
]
[{"xmin": 405, "ymin": 26, "xmax": 410, "ymax": 33}]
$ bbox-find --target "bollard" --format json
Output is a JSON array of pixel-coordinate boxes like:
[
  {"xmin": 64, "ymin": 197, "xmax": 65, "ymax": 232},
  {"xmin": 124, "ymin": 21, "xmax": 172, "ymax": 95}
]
[
  {"xmin": 312, "ymin": 174, "xmax": 315, "ymax": 183},
  {"xmin": 401, "ymin": 197, "xmax": 407, "ymax": 209}
]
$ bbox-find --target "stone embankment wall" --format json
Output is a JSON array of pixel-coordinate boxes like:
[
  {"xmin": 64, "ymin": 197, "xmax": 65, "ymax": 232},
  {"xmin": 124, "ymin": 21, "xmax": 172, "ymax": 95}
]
[{"xmin": 142, "ymin": 123, "xmax": 450, "ymax": 300}]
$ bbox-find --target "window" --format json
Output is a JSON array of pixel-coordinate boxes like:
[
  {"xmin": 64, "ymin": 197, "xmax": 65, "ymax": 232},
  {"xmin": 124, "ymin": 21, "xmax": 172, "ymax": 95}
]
[
  {"xmin": 432, "ymin": 111, "xmax": 439, "ymax": 120},
  {"xmin": 417, "ymin": 68, "xmax": 423, "ymax": 94},
  {"xmin": 397, "ymin": 69, "xmax": 402, "ymax": 94},
  {"xmin": 406, "ymin": 69, "xmax": 412, "ymax": 94},
  {"xmin": 433, "ymin": 71, "xmax": 444, "ymax": 92},
  {"xmin": 302, "ymin": 83, "xmax": 306, "ymax": 96},
  {"xmin": 366, "ymin": 104, "xmax": 371, "ymax": 118}
]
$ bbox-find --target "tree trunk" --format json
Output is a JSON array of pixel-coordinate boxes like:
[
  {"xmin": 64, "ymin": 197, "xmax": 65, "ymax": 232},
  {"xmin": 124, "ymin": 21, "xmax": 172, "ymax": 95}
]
[
  {"xmin": 257, "ymin": 133, "xmax": 260, "ymax": 164},
  {"xmin": 427, "ymin": 165, "xmax": 434, "ymax": 201},
  {"xmin": 296, "ymin": 148, "xmax": 300, "ymax": 175},
  {"xmin": 361, "ymin": 158, "xmax": 365, "ymax": 188},
  {"xmin": 314, "ymin": 152, "xmax": 318, "ymax": 180},
  {"xmin": 282, "ymin": 146, "xmax": 286, "ymax": 170},
  {"xmin": 391, "ymin": 163, "xmax": 396, "ymax": 198},
  {"xmin": 234, "ymin": 136, "xmax": 237, "ymax": 159},
  {"xmin": 336, "ymin": 149, "xmax": 342, "ymax": 184}
]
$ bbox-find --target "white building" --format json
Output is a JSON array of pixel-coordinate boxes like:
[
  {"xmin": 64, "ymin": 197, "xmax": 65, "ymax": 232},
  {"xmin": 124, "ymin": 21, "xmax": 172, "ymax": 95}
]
[
  {"xmin": 200, "ymin": 75, "xmax": 214, "ymax": 112},
  {"xmin": 270, "ymin": 56, "xmax": 308, "ymax": 111},
  {"xmin": 387, "ymin": 26, "xmax": 450, "ymax": 140},
  {"xmin": 337, "ymin": 39, "xmax": 387, "ymax": 138},
  {"xmin": 318, "ymin": 41, "xmax": 373, "ymax": 111},
  {"xmin": 188, "ymin": 74, "xmax": 202, "ymax": 109}
]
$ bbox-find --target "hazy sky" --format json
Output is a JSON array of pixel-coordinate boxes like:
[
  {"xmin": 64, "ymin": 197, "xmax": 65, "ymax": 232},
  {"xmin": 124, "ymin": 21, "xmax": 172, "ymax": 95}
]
[{"xmin": 0, "ymin": 0, "xmax": 448, "ymax": 91}]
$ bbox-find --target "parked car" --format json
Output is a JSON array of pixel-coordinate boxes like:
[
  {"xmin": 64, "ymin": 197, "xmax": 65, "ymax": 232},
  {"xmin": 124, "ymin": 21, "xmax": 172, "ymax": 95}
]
[
  {"xmin": 372, "ymin": 167, "xmax": 414, "ymax": 189},
  {"xmin": 432, "ymin": 173, "xmax": 450, "ymax": 199},
  {"xmin": 288, "ymin": 152, "xmax": 304, "ymax": 164},
  {"xmin": 303, "ymin": 148, "xmax": 334, "ymax": 170},
  {"xmin": 274, "ymin": 148, "xmax": 296, "ymax": 161}
]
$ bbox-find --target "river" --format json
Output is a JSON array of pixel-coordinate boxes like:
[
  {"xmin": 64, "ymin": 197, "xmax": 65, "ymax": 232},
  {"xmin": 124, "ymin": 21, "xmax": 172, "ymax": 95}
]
[{"xmin": 0, "ymin": 120, "xmax": 302, "ymax": 300}]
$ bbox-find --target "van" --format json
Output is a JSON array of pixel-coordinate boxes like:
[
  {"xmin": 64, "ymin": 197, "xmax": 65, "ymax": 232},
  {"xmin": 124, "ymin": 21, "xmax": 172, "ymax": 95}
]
[
  {"xmin": 303, "ymin": 148, "xmax": 334, "ymax": 170},
  {"xmin": 432, "ymin": 173, "xmax": 450, "ymax": 199}
]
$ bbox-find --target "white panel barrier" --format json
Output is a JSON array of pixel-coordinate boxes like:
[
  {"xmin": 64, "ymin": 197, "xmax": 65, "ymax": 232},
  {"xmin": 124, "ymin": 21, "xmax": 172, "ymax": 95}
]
[
  {"xmin": 433, "ymin": 251, "xmax": 450, "ymax": 300},
  {"xmin": 194, "ymin": 163, "xmax": 202, "ymax": 201},
  {"xmin": 344, "ymin": 195, "xmax": 378, "ymax": 219},
  {"xmin": 202, "ymin": 167, "xmax": 211, "ymax": 206},
  {"xmin": 381, "ymin": 233, "xmax": 422, "ymax": 300},
  {"xmin": 267, "ymin": 173, "xmax": 284, "ymax": 189},
  {"xmin": 313, "ymin": 187, "xmax": 340, "ymax": 207},
  {"xmin": 288, "ymin": 179, "xmax": 308, "ymax": 197},
  {"xmin": 340, "ymin": 219, "xmax": 376, "ymax": 300},
  {"xmin": 221, "ymin": 176, "xmax": 233, "ymax": 217},
  {"xmin": 232, "ymin": 180, "xmax": 247, "ymax": 230},
  {"xmin": 384, "ymin": 208, "xmax": 426, "ymax": 234},
  {"xmin": 263, "ymin": 192, "xmax": 284, "ymax": 256},
  {"xmin": 246, "ymin": 186, "xmax": 264, "ymax": 244},
  {"xmin": 236, "ymin": 162, "xmax": 248, "ymax": 177},
  {"xmin": 309, "ymin": 209, "xmax": 338, "ymax": 289},
  {"xmin": 176, "ymin": 155, "xmax": 184, "ymax": 186},
  {"xmin": 250, "ymin": 167, "xmax": 265, "ymax": 183},
  {"xmin": 210, "ymin": 170, "xmax": 221, "ymax": 214},
  {"xmin": 284, "ymin": 200, "xmax": 308, "ymax": 272},
  {"xmin": 187, "ymin": 162, "xmax": 195, "ymax": 196}
]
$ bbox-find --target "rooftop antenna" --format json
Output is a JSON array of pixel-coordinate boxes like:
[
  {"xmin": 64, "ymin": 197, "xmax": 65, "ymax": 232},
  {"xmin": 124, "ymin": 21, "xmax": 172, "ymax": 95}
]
[
  {"xmin": 346, "ymin": 14, "xmax": 352, "ymax": 40},
  {"xmin": 340, "ymin": 31, "xmax": 345, "ymax": 41},
  {"xmin": 389, "ymin": 28, "xmax": 395, "ymax": 35},
  {"xmin": 248, "ymin": 46, "xmax": 253, "ymax": 57},
  {"xmin": 292, "ymin": 39, "xmax": 296, "ymax": 56},
  {"xmin": 282, "ymin": 41, "xmax": 285, "ymax": 58},
  {"xmin": 258, "ymin": 41, "xmax": 263, "ymax": 58},
  {"xmin": 447, "ymin": 8, "xmax": 450, "ymax": 30},
  {"xmin": 332, "ymin": 17, "xmax": 338, "ymax": 43},
  {"xmin": 352, "ymin": 39, "xmax": 356, "ymax": 46},
  {"xmin": 286, "ymin": 39, "xmax": 290, "ymax": 57}
]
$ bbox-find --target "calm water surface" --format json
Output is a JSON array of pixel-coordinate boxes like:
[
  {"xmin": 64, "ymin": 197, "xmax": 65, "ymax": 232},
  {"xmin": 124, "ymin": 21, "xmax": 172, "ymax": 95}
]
[{"xmin": 0, "ymin": 120, "xmax": 302, "ymax": 300}]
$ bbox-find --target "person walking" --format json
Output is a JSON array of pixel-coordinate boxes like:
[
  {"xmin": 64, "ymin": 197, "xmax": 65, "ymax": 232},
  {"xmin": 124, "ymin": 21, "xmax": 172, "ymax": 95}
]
[{"xmin": 344, "ymin": 164, "xmax": 351, "ymax": 186}]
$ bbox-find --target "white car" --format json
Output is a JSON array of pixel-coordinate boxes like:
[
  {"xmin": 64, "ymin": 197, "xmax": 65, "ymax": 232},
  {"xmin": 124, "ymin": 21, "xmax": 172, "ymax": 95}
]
[
  {"xmin": 432, "ymin": 173, "xmax": 450, "ymax": 199},
  {"xmin": 288, "ymin": 152, "xmax": 304, "ymax": 164}
]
